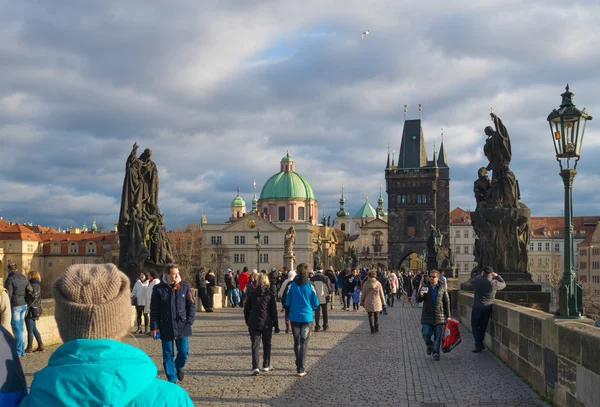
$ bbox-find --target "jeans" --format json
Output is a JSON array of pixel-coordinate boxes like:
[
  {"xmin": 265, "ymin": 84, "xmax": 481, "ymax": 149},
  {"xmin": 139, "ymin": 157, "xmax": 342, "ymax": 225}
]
[
  {"xmin": 227, "ymin": 289, "xmax": 238, "ymax": 307},
  {"xmin": 11, "ymin": 305, "xmax": 27, "ymax": 356},
  {"xmin": 161, "ymin": 337, "xmax": 189, "ymax": 383},
  {"xmin": 368, "ymin": 312, "xmax": 379, "ymax": 331},
  {"xmin": 249, "ymin": 328, "xmax": 272, "ymax": 369},
  {"xmin": 471, "ymin": 307, "xmax": 493, "ymax": 350},
  {"xmin": 291, "ymin": 322, "xmax": 311, "ymax": 372},
  {"xmin": 314, "ymin": 304, "xmax": 328, "ymax": 330},
  {"xmin": 422, "ymin": 323, "xmax": 444, "ymax": 356},
  {"xmin": 25, "ymin": 317, "xmax": 42, "ymax": 349},
  {"xmin": 240, "ymin": 291, "xmax": 246, "ymax": 306}
]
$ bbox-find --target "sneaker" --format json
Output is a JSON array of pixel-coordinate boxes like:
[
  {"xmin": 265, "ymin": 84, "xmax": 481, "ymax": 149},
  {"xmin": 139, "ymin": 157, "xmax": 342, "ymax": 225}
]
[
  {"xmin": 177, "ymin": 370, "xmax": 184, "ymax": 381},
  {"xmin": 433, "ymin": 355, "xmax": 440, "ymax": 361},
  {"xmin": 263, "ymin": 366, "xmax": 274, "ymax": 372},
  {"xmin": 297, "ymin": 371, "xmax": 307, "ymax": 377},
  {"xmin": 252, "ymin": 368, "xmax": 260, "ymax": 376},
  {"xmin": 426, "ymin": 347, "xmax": 432, "ymax": 355}
]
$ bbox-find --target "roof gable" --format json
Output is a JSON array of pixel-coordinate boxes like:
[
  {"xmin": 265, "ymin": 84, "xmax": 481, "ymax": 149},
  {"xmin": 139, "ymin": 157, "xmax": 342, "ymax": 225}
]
[
  {"xmin": 222, "ymin": 212, "xmax": 282, "ymax": 232},
  {"xmin": 353, "ymin": 201, "xmax": 377, "ymax": 219}
]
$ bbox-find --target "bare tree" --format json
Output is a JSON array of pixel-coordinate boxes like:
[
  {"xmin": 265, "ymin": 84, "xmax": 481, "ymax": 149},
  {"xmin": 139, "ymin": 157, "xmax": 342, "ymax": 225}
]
[
  {"xmin": 169, "ymin": 223, "xmax": 203, "ymax": 283},
  {"xmin": 582, "ymin": 282, "xmax": 600, "ymax": 321},
  {"xmin": 206, "ymin": 241, "xmax": 229, "ymax": 284}
]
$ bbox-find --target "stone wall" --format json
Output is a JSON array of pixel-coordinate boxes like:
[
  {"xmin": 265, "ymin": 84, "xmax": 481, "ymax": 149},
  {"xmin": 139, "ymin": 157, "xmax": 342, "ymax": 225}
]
[{"xmin": 458, "ymin": 292, "xmax": 600, "ymax": 407}]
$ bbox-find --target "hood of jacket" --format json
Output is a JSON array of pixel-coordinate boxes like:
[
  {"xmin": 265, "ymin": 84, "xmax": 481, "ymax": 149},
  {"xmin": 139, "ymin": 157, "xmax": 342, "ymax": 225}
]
[
  {"xmin": 287, "ymin": 270, "xmax": 297, "ymax": 280},
  {"xmin": 293, "ymin": 274, "xmax": 309, "ymax": 286},
  {"xmin": 364, "ymin": 277, "xmax": 379, "ymax": 290},
  {"xmin": 161, "ymin": 273, "xmax": 182, "ymax": 286},
  {"xmin": 25, "ymin": 339, "xmax": 159, "ymax": 406}
]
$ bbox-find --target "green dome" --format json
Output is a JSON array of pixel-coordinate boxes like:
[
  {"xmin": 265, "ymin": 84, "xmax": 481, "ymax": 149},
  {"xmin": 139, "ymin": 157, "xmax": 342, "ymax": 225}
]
[
  {"xmin": 231, "ymin": 190, "xmax": 246, "ymax": 207},
  {"xmin": 353, "ymin": 200, "xmax": 377, "ymax": 219},
  {"xmin": 281, "ymin": 152, "xmax": 294, "ymax": 162},
  {"xmin": 260, "ymin": 171, "xmax": 315, "ymax": 200}
]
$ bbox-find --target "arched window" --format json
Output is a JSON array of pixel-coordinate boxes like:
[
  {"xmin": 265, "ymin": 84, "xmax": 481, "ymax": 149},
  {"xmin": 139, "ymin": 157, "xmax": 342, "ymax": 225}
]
[
  {"xmin": 298, "ymin": 207, "xmax": 305, "ymax": 221},
  {"xmin": 341, "ymin": 223, "xmax": 346, "ymax": 232},
  {"xmin": 87, "ymin": 242, "xmax": 96, "ymax": 254},
  {"xmin": 69, "ymin": 242, "xmax": 78, "ymax": 254},
  {"xmin": 278, "ymin": 207, "xmax": 286, "ymax": 221}
]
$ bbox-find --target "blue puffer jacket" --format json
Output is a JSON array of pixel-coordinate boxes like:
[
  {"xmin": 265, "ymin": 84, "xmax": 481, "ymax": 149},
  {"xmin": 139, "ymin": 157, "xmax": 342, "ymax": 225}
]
[
  {"xmin": 19, "ymin": 339, "xmax": 194, "ymax": 406},
  {"xmin": 284, "ymin": 275, "xmax": 319, "ymax": 323},
  {"xmin": 150, "ymin": 275, "xmax": 196, "ymax": 341}
]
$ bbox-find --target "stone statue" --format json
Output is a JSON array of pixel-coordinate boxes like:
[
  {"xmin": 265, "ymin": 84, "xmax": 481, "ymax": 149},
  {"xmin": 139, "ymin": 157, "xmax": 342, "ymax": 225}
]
[
  {"xmin": 314, "ymin": 235, "xmax": 323, "ymax": 269},
  {"xmin": 118, "ymin": 143, "xmax": 173, "ymax": 282},
  {"xmin": 473, "ymin": 167, "xmax": 491, "ymax": 208},
  {"xmin": 350, "ymin": 245, "xmax": 358, "ymax": 269},
  {"xmin": 284, "ymin": 226, "xmax": 296, "ymax": 256},
  {"xmin": 484, "ymin": 113, "xmax": 520, "ymax": 208}
]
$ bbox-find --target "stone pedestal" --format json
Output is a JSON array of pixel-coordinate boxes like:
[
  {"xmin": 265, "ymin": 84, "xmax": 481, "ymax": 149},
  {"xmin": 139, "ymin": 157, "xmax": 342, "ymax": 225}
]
[{"xmin": 284, "ymin": 254, "xmax": 295, "ymax": 272}]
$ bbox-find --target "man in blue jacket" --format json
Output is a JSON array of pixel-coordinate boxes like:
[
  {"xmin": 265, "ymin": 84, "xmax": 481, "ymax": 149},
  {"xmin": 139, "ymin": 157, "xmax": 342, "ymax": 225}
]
[
  {"xmin": 151, "ymin": 264, "xmax": 196, "ymax": 383},
  {"xmin": 284, "ymin": 263, "xmax": 319, "ymax": 377}
]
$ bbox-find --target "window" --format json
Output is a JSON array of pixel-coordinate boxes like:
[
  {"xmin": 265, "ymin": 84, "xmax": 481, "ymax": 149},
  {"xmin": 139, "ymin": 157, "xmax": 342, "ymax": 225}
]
[
  {"xmin": 554, "ymin": 243, "xmax": 560, "ymax": 252},
  {"xmin": 210, "ymin": 236, "xmax": 222, "ymax": 245},
  {"xmin": 298, "ymin": 207, "xmax": 305, "ymax": 221},
  {"xmin": 554, "ymin": 231, "xmax": 559, "ymax": 237},
  {"xmin": 278, "ymin": 207, "xmax": 286, "ymax": 221},
  {"xmin": 233, "ymin": 254, "xmax": 246, "ymax": 263},
  {"xmin": 545, "ymin": 242, "xmax": 550, "ymax": 251},
  {"xmin": 594, "ymin": 248, "xmax": 600, "ymax": 256},
  {"xmin": 69, "ymin": 242, "xmax": 78, "ymax": 254},
  {"xmin": 579, "ymin": 275, "xmax": 587, "ymax": 283},
  {"xmin": 27, "ymin": 244, "xmax": 34, "ymax": 252},
  {"xmin": 580, "ymin": 249, "xmax": 587, "ymax": 256},
  {"xmin": 417, "ymin": 195, "xmax": 422, "ymax": 204},
  {"xmin": 455, "ymin": 230, "xmax": 460, "ymax": 238},
  {"xmin": 71, "ymin": 259, "xmax": 76, "ymax": 265},
  {"xmin": 51, "ymin": 243, "xmax": 61, "ymax": 254},
  {"xmin": 537, "ymin": 243, "xmax": 542, "ymax": 251},
  {"xmin": 87, "ymin": 242, "xmax": 96, "ymax": 254},
  {"xmin": 463, "ymin": 245, "xmax": 469, "ymax": 254},
  {"xmin": 401, "ymin": 195, "xmax": 407, "ymax": 204},
  {"xmin": 260, "ymin": 253, "xmax": 269, "ymax": 263},
  {"xmin": 47, "ymin": 260, "xmax": 52, "ymax": 268},
  {"xmin": 593, "ymin": 261, "xmax": 600, "ymax": 270},
  {"xmin": 530, "ymin": 243, "xmax": 534, "ymax": 251},
  {"xmin": 463, "ymin": 263, "xmax": 469, "ymax": 272},
  {"xmin": 234, "ymin": 236, "xmax": 246, "ymax": 245},
  {"xmin": 341, "ymin": 223, "xmax": 346, "ymax": 232},
  {"xmin": 580, "ymin": 262, "xmax": 587, "ymax": 270},
  {"xmin": 263, "ymin": 235, "xmax": 269, "ymax": 245},
  {"xmin": 422, "ymin": 194, "xmax": 427, "ymax": 204}
]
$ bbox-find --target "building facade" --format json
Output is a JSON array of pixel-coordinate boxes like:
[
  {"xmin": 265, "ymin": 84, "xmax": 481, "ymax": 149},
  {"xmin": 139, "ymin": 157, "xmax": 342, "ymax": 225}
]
[{"xmin": 386, "ymin": 118, "xmax": 450, "ymax": 270}]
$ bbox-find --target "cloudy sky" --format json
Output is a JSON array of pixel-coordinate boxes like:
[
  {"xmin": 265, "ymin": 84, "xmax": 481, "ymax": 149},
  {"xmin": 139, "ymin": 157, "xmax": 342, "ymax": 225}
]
[{"xmin": 1, "ymin": 0, "xmax": 599, "ymax": 230}]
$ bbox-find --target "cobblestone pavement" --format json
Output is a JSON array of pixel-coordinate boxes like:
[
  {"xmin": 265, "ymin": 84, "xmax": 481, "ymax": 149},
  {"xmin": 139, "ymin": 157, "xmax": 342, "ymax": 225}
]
[{"xmin": 21, "ymin": 302, "xmax": 548, "ymax": 407}]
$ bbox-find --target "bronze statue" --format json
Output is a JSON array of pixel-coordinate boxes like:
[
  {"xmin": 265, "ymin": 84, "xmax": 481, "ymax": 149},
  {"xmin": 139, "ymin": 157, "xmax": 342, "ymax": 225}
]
[
  {"xmin": 314, "ymin": 235, "xmax": 323, "ymax": 269},
  {"xmin": 284, "ymin": 226, "xmax": 296, "ymax": 256},
  {"xmin": 118, "ymin": 143, "xmax": 173, "ymax": 281}
]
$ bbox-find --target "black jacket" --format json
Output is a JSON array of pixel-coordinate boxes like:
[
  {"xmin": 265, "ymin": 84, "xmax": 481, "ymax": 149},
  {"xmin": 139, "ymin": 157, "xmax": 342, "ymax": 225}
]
[
  {"xmin": 224, "ymin": 274, "xmax": 236, "ymax": 290},
  {"xmin": 244, "ymin": 286, "xmax": 279, "ymax": 331},
  {"xmin": 194, "ymin": 271, "xmax": 210, "ymax": 310},
  {"xmin": 150, "ymin": 276, "xmax": 196, "ymax": 341},
  {"xmin": 4, "ymin": 272, "xmax": 29, "ymax": 307},
  {"xmin": 268, "ymin": 271, "xmax": 279, "ymax": 295},
  {"xmin": 205, "ymin": 273, "xmax": 216, "ymax": 296},
  {"xmin": 416, "ymin": 283, "xmax": 450, "ymax": 325},
  {"xmin": 377, "ymin": 275, "xmax": 391, "ymax": 295},
  {"xmin": 324, "ymin": 269, "xmax": 338, "ymax": 290},
  {"xmin": 26, "ymin": 279, "xmax": 42, "ymax": 320},
  {"xmin": 345, "ymin": 274, "xmax": 361, "ymax": 292}
]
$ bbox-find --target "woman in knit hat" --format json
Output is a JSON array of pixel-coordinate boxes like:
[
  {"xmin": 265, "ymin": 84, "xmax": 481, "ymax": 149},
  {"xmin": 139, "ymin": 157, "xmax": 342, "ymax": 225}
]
[{"xmin": 20, "ymin": 264, "xmax": 194, "ymax": 407}]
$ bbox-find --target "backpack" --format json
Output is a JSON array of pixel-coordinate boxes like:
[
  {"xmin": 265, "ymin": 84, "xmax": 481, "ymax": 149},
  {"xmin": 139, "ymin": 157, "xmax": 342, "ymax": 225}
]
[{"xmin": 25, "ymin": 283, "xmax": 38, "ymax": 306}]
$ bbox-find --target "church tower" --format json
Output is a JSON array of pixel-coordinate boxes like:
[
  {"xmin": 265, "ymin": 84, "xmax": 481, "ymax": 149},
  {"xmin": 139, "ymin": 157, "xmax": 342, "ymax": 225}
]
[
  {"xmin": 230, "ymin": 188, "xmax": 246, "ymax": 221},
  {"xmin": 335, "ymin": 185, "xmax": 350, "ymax": 234},
  {"xmin": 385, "ymin": 113, "xmax": 450, "ymax": 269}
]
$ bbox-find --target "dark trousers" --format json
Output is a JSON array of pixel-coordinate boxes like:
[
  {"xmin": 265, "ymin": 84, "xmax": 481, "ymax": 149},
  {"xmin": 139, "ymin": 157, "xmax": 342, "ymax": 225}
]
[
  {"xmin": 368, "ymin": 312, "xmax": 379, "ymax": 331},
  {"xmin": 249, "ymin": 328, "xmax": 272, "ymax": 370},
  {"xmin": 389, "ymin": 294, "xmax": 395, "ymax": 307},
  {"xmin": 206, "ymin": 290, "xmax": 214, "ymax": 309},
  {"xmin": 314, "ymin": 304, "xmax": 328, "ymax": 330},
  {"xmin": 291, "ymin": 322, "xmax": 311, "ymax": 373},
  {"xmin": 353, "ymin": 301, "xmax": 359, "ymax": 311},
  {"xmin": 136, "ymin": 306, "xmax": 149, "ymax": 329},
  {"xmin": 471, "ymin": 307, "xmax": 493, "ymax": 349},
  {"xmin": 341, "ymin": 289, "xmax": 350, "ymax": 308},
  {"xmin": 25, "ymin": 317, "xmax": 42, "ymax": 348}
]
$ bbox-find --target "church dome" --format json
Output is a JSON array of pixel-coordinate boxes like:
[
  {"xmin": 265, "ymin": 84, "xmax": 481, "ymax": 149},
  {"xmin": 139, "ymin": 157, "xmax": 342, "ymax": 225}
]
[
  {"xmin": 353, "ymin": 197, "xmax": 377, "ymax": 219},
  {"xmin": 259, "ymin": 152, "xmax": 316, "ymax": 201},
  {"xmin": 231, "ymin": 189, "xmax": 246, "ymax": 207},
  {"xmin": 260, "ymin": 172, "xmax": 315, "ymax": 200}
]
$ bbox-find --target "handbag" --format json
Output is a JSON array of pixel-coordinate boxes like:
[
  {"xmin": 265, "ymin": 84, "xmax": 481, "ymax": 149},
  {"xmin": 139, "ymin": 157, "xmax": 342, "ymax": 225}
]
[
  {"xmin": 131, "ymin": 296, "xmax": 137, "ymax": 306},
  {"xmin": 29, "ymin": 306, "xmax": 43, "ymax": 319}
]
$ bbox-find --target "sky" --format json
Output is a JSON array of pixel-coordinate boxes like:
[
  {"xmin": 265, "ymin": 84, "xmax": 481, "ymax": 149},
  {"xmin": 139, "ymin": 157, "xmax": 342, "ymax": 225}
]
[{"xmin": 1, "ymin": 0, "xmax": 599, "ymax": 231}]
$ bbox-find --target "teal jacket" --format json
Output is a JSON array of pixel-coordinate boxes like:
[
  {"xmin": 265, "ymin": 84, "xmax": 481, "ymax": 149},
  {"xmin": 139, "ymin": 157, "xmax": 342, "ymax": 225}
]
[
  {"xmin": 19, "ymin": 339, "xmax": 194, "ymax": 407},
  {"xmin": 284, "ymin": 275, "xmax": 319, "ymax": 323}
]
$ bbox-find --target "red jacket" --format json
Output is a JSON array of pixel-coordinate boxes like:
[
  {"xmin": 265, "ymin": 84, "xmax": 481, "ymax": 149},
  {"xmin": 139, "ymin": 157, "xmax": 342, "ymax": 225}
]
[{"xmin": 238, "ymin": 272, "xmax": 250, "ymax": 292}]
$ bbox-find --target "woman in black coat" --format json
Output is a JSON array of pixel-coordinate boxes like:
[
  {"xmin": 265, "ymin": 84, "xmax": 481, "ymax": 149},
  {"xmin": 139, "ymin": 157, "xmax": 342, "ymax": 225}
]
[
  {"xmin": 243, "ymin": 274, "xmax": 279, "ymax": 375},
  {"xmin": 25, "ymin": 271, "xmax": 43, "ymax": 353},
  {"xmin": 205, "ymin": 269, "xmax": 217, "ymax": 311}
]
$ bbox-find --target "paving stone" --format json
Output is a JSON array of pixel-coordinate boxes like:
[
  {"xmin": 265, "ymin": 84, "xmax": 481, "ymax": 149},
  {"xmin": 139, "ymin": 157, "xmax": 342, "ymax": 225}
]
[{"xmin": 20, "ymin": 302, "xmax": 549, "ymax": 406}]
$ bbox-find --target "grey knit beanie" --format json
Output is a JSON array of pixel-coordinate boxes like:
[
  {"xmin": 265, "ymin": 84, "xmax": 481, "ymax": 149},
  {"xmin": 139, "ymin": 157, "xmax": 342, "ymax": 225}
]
[{"xmin": 53, "ymin": 264, "xmax": 131, "ymax": 342}]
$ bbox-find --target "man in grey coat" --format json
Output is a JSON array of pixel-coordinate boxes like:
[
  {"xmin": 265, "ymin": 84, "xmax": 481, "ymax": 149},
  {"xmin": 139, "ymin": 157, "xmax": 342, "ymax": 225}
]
[
  {"xmin": 416, "ymin": 270, "xmax": 451, "ymax": 361},
  {"xmin": 469, "ymin": 266, "xmax": 506, "ymax": 352}
]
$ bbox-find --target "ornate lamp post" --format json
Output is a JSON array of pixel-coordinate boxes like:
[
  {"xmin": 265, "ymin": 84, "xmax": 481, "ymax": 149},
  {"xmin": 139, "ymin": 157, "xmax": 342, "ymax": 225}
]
[
  {"xmin": 547, "ymin": 84, "xmax": 593, "ymax": 319},
  {"xmin": 254, "ymin": 230, "xmax": 262, "ymax": 272}
]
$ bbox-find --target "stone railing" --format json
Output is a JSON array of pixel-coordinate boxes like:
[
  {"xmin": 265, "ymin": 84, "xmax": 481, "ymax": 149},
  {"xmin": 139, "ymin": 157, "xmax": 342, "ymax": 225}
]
[{"xmin": 458, "ymin": 292, "xmax": 600, "ymax": 407}]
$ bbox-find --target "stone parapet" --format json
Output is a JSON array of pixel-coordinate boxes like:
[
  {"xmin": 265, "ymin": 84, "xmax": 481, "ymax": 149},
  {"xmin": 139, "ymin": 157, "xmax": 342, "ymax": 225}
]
[{"xmin": 458, "ymin": 292, "xmax": 599, "ymax": 407}]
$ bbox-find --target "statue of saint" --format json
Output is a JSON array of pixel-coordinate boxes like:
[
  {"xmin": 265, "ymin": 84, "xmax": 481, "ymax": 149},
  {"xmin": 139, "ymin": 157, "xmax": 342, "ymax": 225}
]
[
  {"xmin": 484, "ymin": 113, "xmax": 520, "ymax": 208},
  {"xmin": 474, "ymin": 167, "xmax": 491, "ymax": 207},
  {"xmin": 284, "ymin": 226, "xmax": 296, "ymax": 256}
]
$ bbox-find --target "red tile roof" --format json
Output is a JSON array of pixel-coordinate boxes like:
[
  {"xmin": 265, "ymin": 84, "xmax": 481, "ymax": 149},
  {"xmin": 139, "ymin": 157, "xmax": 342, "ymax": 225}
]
[
  {"xmin": 0, "ymin": 224, "xmax": 42, "ymax": 241},
  {"xmin": 450, "ymin": 208, "xmax": 472, "ymax": 225},
  {"xmin": 41, "ymin": 232, "xmax": 114, "ymax": 243},
  {"xmin": 0, "ymin": 219, "xmax": 9, "ymax": 230}
]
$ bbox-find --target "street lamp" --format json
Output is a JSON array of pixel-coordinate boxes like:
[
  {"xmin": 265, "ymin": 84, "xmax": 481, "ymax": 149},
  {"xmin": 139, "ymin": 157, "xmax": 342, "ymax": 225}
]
[
  {"xmin": 547, "ymin": 84, "xmax": 593, "ymax": 319},
  {"xmin": 254, "ymin": 230, "xmax": 261, "ymax": 273}
]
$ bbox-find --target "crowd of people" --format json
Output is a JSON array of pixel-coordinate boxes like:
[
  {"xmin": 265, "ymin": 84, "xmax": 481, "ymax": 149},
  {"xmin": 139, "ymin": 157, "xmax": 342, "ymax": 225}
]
[{"xmin": 0, "ymin": 260, "xmax": 507, "ymax": 406}]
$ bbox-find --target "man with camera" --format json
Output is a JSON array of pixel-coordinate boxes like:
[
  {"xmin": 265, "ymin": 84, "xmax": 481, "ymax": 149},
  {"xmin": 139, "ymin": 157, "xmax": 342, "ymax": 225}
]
[
  {"xmin": 416, "ymin": 270, "xmax": 451, "ymax": 361},
  {"xmin": 469, "ymin": 266, "xmax": 506, "ymax": 352}
]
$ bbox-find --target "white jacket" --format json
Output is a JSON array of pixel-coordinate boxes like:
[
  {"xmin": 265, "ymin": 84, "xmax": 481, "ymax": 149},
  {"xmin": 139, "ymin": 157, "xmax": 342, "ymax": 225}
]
[
  {"xmin": 388, "ymin": 273, "xmax": 399, "ymax": 294},
  {"xmin": 131, "ymin": 279, "xmax": 149, "ymax": 306},
  {"xmin": 278, "ymin": 270, "xmax": 297, "ymax": 298},
  {"xmin": 144, "ymin": 279, "xmax": 160, "ymax": 314}
]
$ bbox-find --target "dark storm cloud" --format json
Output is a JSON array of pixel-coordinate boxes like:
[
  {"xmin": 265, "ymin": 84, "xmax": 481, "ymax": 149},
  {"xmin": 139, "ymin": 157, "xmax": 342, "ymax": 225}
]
[{"xmin": 0, "ymin": 0, "xmax": 599, "ymax": 229}]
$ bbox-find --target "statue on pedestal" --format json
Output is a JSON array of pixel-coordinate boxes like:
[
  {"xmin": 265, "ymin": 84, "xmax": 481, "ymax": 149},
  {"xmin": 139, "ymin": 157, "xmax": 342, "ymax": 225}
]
[
  {"xmin": 118, "ymin": 143, "xmax": 173, "ymax": 283},
  {"xmin": 284, "ymin": 226, "xmax": 296, "ymax": 271}
]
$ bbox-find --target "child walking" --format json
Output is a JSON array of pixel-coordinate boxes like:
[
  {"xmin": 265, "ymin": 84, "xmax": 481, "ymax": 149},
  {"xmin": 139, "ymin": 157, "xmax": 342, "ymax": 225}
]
[{"xmin": 351, "ymin": 285, "xmax": 361, "ymax": 312}]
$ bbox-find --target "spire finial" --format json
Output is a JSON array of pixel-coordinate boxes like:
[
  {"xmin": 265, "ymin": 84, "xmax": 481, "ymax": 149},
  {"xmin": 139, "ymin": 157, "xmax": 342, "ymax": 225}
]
[
  {"xmin": 237, "ymin": 187, "xmax": 240, "ymax": 196},
  {"xmin": 286, "ymin": 148, "xmax": 289, "ymax": 156},
  {"xmin": 441, "ymin": 127, "xmax": 444, "ymax": 142},
  {"xmin": 342, "ymin": 184, "xmax": 344, "ymax": 196},
  {"xmin": 404, "ymin": 104, "xmax": 407, "ymax": 120},
  {"xmin": 566, "ymin": 83, "xmax": 570, "ymax": 92},
  {"xmin": 419, "ymin": 104, "xmax": 422, "ymax": 120},
  {"xmin": 379, "ymin": 183, "xmax": 383, "ymax": 197},
  {"xmin": 366, "ymin": 193, "xmax": 369, "ymax": 201}
]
